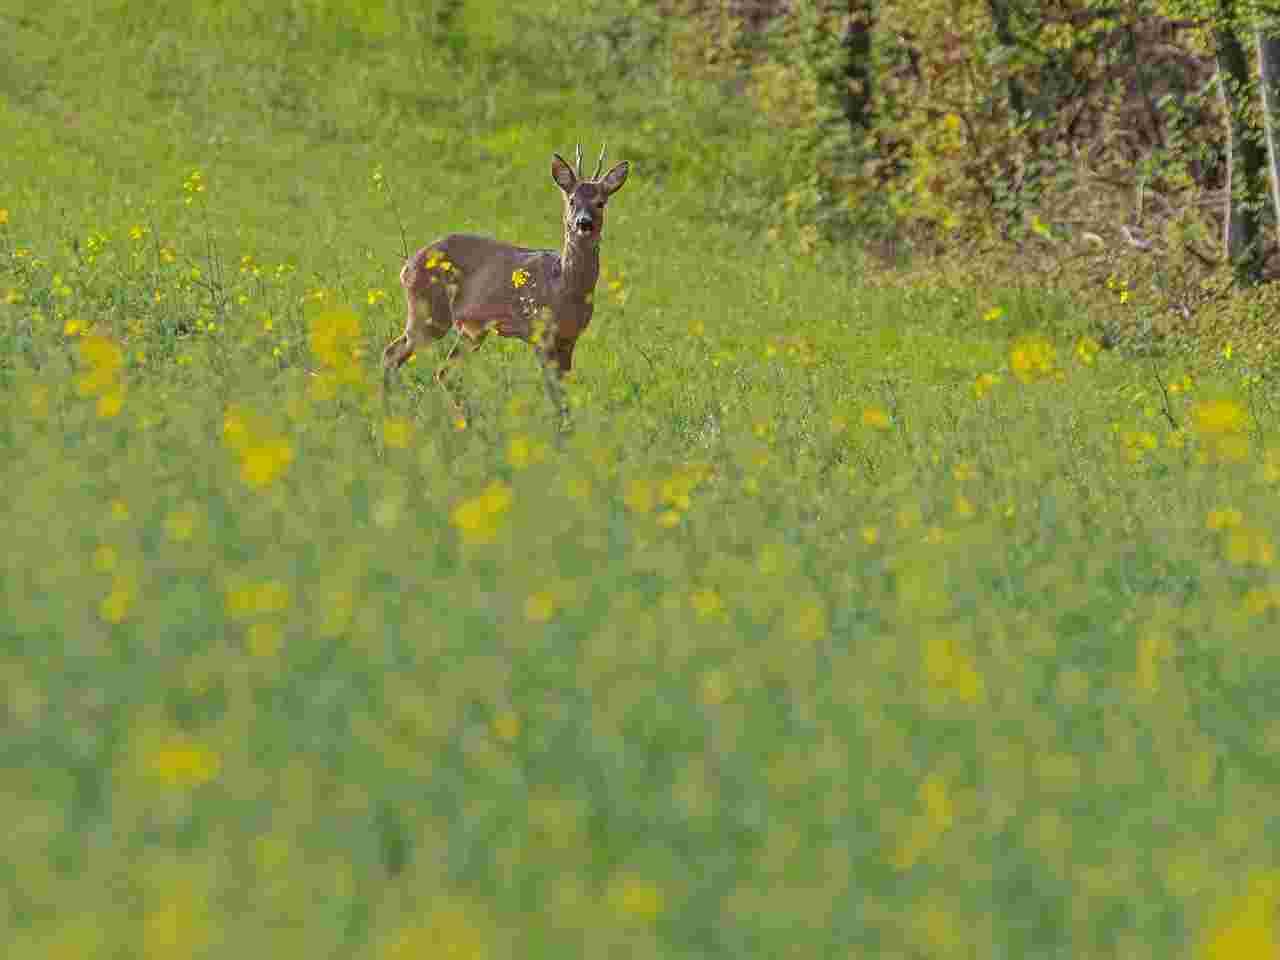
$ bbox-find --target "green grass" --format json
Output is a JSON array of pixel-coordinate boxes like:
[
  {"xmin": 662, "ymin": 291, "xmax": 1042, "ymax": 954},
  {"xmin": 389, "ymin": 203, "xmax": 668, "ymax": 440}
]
[{"xmin": 4, "ymin": 3, "xmax": 1280, "ymax": 958}]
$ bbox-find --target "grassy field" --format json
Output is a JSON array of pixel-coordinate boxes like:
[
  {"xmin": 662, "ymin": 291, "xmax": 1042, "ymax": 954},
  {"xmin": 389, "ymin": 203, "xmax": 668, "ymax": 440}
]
[{"xmin": 4, "ymin": 3, "xmax": 1280, "ymax": 957}]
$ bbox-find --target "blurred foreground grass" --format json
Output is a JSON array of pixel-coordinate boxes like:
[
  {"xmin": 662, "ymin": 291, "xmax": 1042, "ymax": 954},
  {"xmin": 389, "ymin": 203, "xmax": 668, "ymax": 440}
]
[{"xmin": 4, "ymin": 3, "xmax": 1280, "ymax": 958}]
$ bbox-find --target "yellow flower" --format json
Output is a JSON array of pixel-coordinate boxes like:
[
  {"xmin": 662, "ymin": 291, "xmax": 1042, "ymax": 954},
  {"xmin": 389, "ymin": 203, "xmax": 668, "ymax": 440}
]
[
  {"xmin": 1120, "ymin": 430, "xmax": 1158, "ymax": 463},
  {"xmin": 366, "ymin": 287, "xmax": 387, "ymax": 305},
  {"xmin": 78, "ymin": 333, "xmax": 124, "ymax": 379},
  {"xmin": 96, "ymin": 386, "xmax": 125, "ymax": 419},
  {"xmin": 973, "ymin": 372, "xmax": 1001, "ymax": 399},
  {"xmin": 608, "ymin": 874, "xmax": 664, "ymax": 922},
  {"xmin": 0, "ymin": 208, "xmax": 8, "ymax": 225},
  {"xmin": 239, "ymin": 439, "xmax": 294, "ymax": 489},
  {"xmin": 689, "ymin": 588, "xmax": 723, "ymax": 622},
  {"xmin": 492, "ymin": 710, "xmax": 522, "ymax": 743},
  {"xmin": 1011, "ymin": 337, "xmax": 1056, "ymax": 383},
  {"xmin": 508, "ymin": 434, "xmax": 547, "ymax": 470},
  {"xmin": 1193, "ymin": 399, "xmax": 1247, "ymax": 435},
  {"xmin": 1207, "ymin": 507, "xmax": 1244, "ymax": 531},
  {"xmin": 247, "ymin": 622, "xmax": 283, "ymax": 657},
  {"xmin": 862, "ymin": 405, "xmax": 891, "ymax": 430},
  {"xmin": 165, "ymin": 504, "xmax": 201, "ymax": 542},
  {"xmin": 309, "ymin": 307, "xmax": 364, "ymax": 382},
  {"xmin": 1225, "ymin": 528, "xmax": 1275, "ymax": 567},
  {"xmin": 1075, "ymin": 335, "xmax": 1101, "ymax": 365},
  {"xmin": 451, "ymin": 481, "xmax": 514, "ymax": 545},
  {"xmin": 982, "ymin": 306, "xmax": 1004, "ymax": 323},
  {"xmin": 147, "ymin": 736, "xmax": 222, "ymax": 788},
  {"xmin": 383, "ymin": 416, "xmax": 412, "ymax": 449},
  {"xmin": 700, "ymin": 669, "xmax": 732, "ymax": 706},
  {"xmin": 891, "ymin": 774, "xmax": 954, "ymax": 871},
  {"xmin": 100, "ymin": 575, "xmax": 133, "ymax": 624},
  {"xmin": 512, "ymin": 268, "xmax": 531, "ymax": 288},
  {"xmin": 524, "ymin": 590, "xmax": 556, "ymax": 623},
  {"xmin": 93, "ymin": 545, "xmax": 118, "ymax": 572},
  {"xmin": 1198, "ymin": 872, "xmax": 1280, "ymax": 960},
  {"xmin": 623, "ymin": 479, "xmax": 654, "ymax": 514}
]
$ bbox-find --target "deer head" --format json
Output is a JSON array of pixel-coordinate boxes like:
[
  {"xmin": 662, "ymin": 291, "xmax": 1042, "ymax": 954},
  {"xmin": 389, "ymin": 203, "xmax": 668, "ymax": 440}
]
[{"xmin": 550, "ymin": 144, "xmax": 630, "ymax": 246}]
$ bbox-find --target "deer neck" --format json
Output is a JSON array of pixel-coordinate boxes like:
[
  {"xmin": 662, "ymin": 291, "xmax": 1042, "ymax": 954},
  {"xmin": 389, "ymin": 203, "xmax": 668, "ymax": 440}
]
[{"xmin": 557, "ymin": 233, "xmax": 600, "ymax": 310}]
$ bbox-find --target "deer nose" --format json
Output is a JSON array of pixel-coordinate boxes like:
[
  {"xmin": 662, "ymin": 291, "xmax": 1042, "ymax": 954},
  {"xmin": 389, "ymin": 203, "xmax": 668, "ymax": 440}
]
[{"xmin": 575, "ymin": 216, "xmax": 595, "ymax": 234}]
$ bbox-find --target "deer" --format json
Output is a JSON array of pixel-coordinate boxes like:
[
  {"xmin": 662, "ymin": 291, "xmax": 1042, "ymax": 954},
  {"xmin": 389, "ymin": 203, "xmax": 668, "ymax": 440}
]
[{"xmin": 382, "ymin": 144, "xmax": 630, "ymax": 427}]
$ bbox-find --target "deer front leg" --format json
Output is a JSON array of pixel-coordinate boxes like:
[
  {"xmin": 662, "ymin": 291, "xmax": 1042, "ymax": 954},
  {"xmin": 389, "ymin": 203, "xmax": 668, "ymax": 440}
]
[{"xmin": 537, "ymin": 337, "xmax": 576, "ymax": 433}]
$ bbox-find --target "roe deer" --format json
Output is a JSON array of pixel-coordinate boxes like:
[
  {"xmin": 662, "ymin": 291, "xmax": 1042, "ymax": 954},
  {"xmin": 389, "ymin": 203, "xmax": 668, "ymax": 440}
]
[{"xmin": 382, "ymin": 144, "xmax": 630, "ymax": 425}]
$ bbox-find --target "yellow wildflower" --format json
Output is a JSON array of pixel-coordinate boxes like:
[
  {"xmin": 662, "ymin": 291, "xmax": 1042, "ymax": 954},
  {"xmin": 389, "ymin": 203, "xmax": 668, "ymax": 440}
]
[
  {"xmin": 1198, "ymin": 872, "xmax": 1280, "ymax": 960},
  {"xmin": 623, "ymin": 479, "xmax": 654, "ymax": 514},
  {"xmin": 1075, "ymin": 335, "xmax": 1101, "ymax": 365},
  {"xmin": 383, "ymin": 416, "xmax": 412, "ymax": 449},
  {"xmin": 240, "ymin": 439, "xmax": 294, "ymax": 489},
  {"xmin": 689, "ymin": 588, "xmax": 723, "ymax": 622},
  {"xmin": 973, "ymin": 372, "xmax": 1001, "ymax": 399},
  {"xmin": 492, "ymin": 710, "xmax": 521, "ymax": 743},
  {"xmin": 1193, "ymin": 399, "xmax": 1247, "ymax": 435},
  {"xmin": 608, "ymin": 874, "xmax": 664, "ymax": 922},
  {"xmin": 512, "ymin": 268, "xmax": 531, "ymax": 288},
  {"xmin": 147, "ymin": 736, "xmax": 222, "ymax": 788},
  {"xmin": 1207, "ymin": 508, "xmax": 1244, "ymax": 531},
  {"xmin": 524, "ymin": 590, "xmax": 556, "ymax": 623},
  {"xmin": 451, "ymin": 481, "xmax": 513, "ymax": 545},
  {"xmin": 862, "ymin": 406, "xmax": 892, "ymax": 430},
  {"xmin": 100, "ymin": 575, "xmax": 133, "ymax": 624},
  {"xmin": 1011, "ymin": 337, "xmax": 1056, "ymax": 383},
  {"xmin": 165, "ymin": 504, "xmax": 201, "ymax": 542}
]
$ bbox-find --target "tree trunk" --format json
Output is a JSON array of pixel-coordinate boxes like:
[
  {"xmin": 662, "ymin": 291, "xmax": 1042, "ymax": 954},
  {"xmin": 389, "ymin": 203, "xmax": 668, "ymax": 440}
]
[
  {"xmin": 1256, "ymin": 21, "xmax": 1280, "ymax": 241},
  {"xmin": 1218, "ymin": 71, "xmax": 1246, "ymax": 259},
  {"xmin": 987, "ymin": 0, "xmax": 1026, "ymax": 120},
  {"xmin": 1216, "ymin": 7, "xmax": 1267, "ymax": 285},
  {"xmin": 839, "ymin": 0, "xmax": 875, "ymax": 133}
]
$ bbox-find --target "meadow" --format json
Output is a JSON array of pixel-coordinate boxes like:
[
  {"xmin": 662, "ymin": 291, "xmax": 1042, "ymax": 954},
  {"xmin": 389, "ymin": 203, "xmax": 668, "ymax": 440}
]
[{"xmin": 3, "ymin": 2, "xmax": 1280, "ymax": 957}]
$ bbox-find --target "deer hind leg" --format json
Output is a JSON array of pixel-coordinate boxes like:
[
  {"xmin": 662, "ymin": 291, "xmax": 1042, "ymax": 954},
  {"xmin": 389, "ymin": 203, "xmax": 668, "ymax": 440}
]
[
  {"xmin": 383, "ymin": 249, "xmax": 454, "ymax": 372},
  {"xmin": 434, "ymin": 329, "xmax": 488, "ymax": 419}
]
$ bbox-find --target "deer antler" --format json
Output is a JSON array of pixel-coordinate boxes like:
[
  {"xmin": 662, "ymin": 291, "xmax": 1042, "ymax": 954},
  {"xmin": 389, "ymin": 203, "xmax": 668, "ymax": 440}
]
[
  {"xmin": 575, "ymin": 144, "xmax": 584, "ymax": 180},
  {"xmin": 593, "ymin": 144, "xmax": 607, "ymax": 180}
]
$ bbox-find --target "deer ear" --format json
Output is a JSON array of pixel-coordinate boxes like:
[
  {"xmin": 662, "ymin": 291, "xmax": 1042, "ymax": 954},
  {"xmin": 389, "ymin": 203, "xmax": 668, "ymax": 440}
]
[
  {"xmin": 551, "ymin": 154, "xmax": 577, "ymax": 193},
  {"xmin": 599, "ymin": 160, "xmax": 629, "ymax": 196}
]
